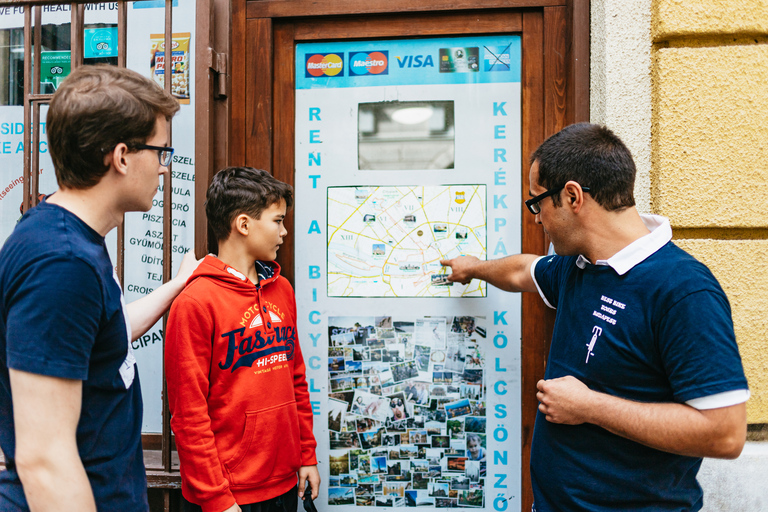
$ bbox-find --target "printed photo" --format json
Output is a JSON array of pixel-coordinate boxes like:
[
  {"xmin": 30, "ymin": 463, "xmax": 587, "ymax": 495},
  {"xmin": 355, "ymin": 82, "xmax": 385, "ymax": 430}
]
[
  {"xmin": 328, "ymin": 487, "xmax": 354, "ymax": 505},
  {"xmin": 351, "ymin": 390, "xmax": 392, "ymax": 422},
  {"xmin": 445, "ymin": 398, "xmax": 472, "ymax": 419},
  {"xmin": 328, "ymin": 398, "xmax": 348, "ymax": 432}
]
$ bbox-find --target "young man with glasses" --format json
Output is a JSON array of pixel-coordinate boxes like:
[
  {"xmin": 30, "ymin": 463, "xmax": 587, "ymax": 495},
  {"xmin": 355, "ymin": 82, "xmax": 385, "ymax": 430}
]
[
  {"xmin": 441, "ymin": 123, "xmax": 748, "ymax": 512},
  {"xmin": 0, "ymin": 65, "xmax": 199, "ymax": 512}
]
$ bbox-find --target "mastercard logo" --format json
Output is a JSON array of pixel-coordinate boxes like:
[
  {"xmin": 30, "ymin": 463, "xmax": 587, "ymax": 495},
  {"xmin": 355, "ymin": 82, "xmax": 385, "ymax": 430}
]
[
  {"xmin": 305, "ymin": 53, "xmax": 344, "ymax": 77},
  {"xmin": 349, "ymin": 51, "xmax": 389, "ymax": 76}
]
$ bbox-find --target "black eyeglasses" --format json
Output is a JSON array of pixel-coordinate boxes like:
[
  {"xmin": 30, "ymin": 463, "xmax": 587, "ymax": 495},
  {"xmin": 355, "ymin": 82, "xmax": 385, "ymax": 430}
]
[
  {"xmin": 525, "ymin": 185, "xmax": 590, "ymax": 215},
  {"xmin": 134, "ymin": 144, "xmax": 174, "ymax": 167}
]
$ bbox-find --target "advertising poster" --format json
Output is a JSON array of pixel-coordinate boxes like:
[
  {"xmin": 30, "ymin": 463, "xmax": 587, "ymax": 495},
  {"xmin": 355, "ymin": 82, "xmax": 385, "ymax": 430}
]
[
  {"xmin": 0, "ymin": 2, "xmax": 196, "ymax": 433},
  {"xmin": 295, "ymin": 36, "xmax": 522, "ymax": 510}
]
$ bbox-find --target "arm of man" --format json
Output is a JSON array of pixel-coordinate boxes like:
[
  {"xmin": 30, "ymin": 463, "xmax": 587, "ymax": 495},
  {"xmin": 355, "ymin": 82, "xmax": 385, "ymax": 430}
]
[
  {"xmin": 126, "ymin": 251, "xmax": 201, "ymax": 340},
  {"xmin": 440, "ymin": 254, "xmax": 540, "ymax": 293},
  {"xmin": 10, "ymin": 370, "xmax": 96, "ymax": 512},
  {"xmin": 537, "ymin": 375, "xmax": 747, "ymax": 459}
]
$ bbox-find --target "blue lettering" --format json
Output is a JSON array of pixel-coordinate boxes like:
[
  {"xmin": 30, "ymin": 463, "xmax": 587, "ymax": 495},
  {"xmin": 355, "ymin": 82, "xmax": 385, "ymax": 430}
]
[
  {"xmin": 494, "ymin": 381, "xmax": 507, "ymax": 395},
  {"xmin": 309, "ymin": 266, "xmax": 321, "ymax": 279},
  {"xmin": 309, "ymin": 356, "xmax": 321, "ymax": 370},
  {"xmin": 309, "ymin": 311, "xmax": 321, "ymax": 324},
  {"xmin": 309, "ymin": 153, "xmax": 321, "ymax": 166},
  {"xmin": 494, "ymin": 473, "xmax": 508, "ymax": 488},
  {"xmin": 493, "ymin": 333, "xmax": 508, "ymax": 348},
  {"xmin": 495, "ymin": 357, "xmax": 507, "ymax": 372},
  {"xmin": 494, "ymin": 425, "xmax": 509, "ymax": 442},
  {"xmin": 2, "ymin": 142, "xmax": 9, "ymax": 154},
  {"xmin": 493, "ymin": 240, "xmax": 508, "ymax": 256},
  {"xmin": 494, "ymin": 404, "xmax": 507, "ymax": 419},
  {"xmin": 311, "ymin": 401, "xmax": 321, "ymax": 415},
  {"xmin": 309, "ymin": 107, "xmax": 321, "ymax": 121},
  {"xmin": 309, "ymin": 130, "xmax": 321, "ymax": 143},
  {"xmin": 494, "ymin": 311, "xmax": 508, "ymax": 325},
  {"xmin": 494, "ymin": 148, "xmax": 507, "ymax": 162},
  {"xmin": 309, "ymin": 333, "xmax": 321, "ymax": 347},
  {"xmin": 494, "ymin": 451, "xmax": 508, "ymax": 465},
  {"xmin": 495, "ymin": 170, "xmax": 506, "ymax": 185},
  {"xmin": 312, "ymin": 288, "xmax": 317, "ymax": 302},
  {"xmin": 308, "ymin": 175, "xmax": 321, "ymax": 188},
  {"xmin": 494, "ymin": 125, "xmax": 506, "ymax": 139},
  {"xmin": 39, "ymin": 141, "xmax": 47, "ymax": 153},
  {"xmin": 308, "ymin": 220, "xmax": 321, "ymax": 234},
  {"xmin": 494, "ymin": 495, "xmax": 509, "ymax": 511},
  {"xmin": 218, "ymin": 328, "xmax": 246, "ymax": 370},
  {"xmin": 309, "ymin": 378, "xmax": 321, "ymax": 392},
  {"xmin": 493, "ymin": 102, "xmax": 507, "ymax": 116},
  {"xmin": 494, "ymin": 218, "xmax": 506, "ymax": 232},
  {"xmin": 493, "ymin": 194, "xmax": 508, "ymax": 209},
  {"xmin": 15, "ymin": 141, "xmax": 23, "ymax": 153}
]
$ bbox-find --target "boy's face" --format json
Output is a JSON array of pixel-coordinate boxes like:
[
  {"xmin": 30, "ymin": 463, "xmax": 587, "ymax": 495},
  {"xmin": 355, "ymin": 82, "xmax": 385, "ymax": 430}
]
[{"xmin": 245, "ymin": 199, "xmax": 288, "ymax": 262}]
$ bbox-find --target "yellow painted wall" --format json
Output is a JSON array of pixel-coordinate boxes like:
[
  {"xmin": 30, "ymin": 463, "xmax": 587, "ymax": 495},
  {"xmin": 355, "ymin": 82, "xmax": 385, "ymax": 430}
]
[{"xmin": 653, "ymin": 0, "xmax": 768, "ymax": 423}]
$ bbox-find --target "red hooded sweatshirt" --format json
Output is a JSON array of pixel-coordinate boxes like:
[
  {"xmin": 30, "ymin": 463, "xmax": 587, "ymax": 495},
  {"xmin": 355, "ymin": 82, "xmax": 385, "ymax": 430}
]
[{"xmin": 166, "ymin": 255, "xmax": 317, "ymax": 512}]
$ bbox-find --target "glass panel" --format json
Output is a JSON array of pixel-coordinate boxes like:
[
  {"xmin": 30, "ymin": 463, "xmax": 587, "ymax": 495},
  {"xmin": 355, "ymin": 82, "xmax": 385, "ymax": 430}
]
[
  {"xmin": 0, "ymin": 27, "xmax": 24, "ymax": 106},
  {"xmin": 122, "ymin": 0, "xmax": 196, "ymax": 434},
  {"xmin": 358, "ymin": 100, "xmax": 455, "ymax": 170},
  {"xmin": 83, "ymin": 3, "xmax": 119, "ymax": 67}
]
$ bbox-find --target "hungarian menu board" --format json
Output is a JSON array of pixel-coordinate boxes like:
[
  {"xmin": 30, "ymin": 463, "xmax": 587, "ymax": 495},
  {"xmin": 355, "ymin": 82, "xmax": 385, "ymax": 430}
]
[{"xmin": 295, "ymin": 36, "xmax": 522, "ymax": 510}]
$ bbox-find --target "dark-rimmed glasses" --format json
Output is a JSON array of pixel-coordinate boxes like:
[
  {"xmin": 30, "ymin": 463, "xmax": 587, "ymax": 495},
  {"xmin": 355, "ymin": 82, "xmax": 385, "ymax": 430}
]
[
  {"xmin": 134, "ymin": 144, "xmax": 174, "ymax": 167},
  {"xmin": 525, "ymin": 185, "xmax": 591, "ymax": 215}
]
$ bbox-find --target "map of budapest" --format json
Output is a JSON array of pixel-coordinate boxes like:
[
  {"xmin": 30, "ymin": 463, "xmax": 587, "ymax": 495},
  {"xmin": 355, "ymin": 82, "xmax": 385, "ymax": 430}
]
[{"xmin": 327, "ymin": 186, "xmax": 487, "ymax": 297}]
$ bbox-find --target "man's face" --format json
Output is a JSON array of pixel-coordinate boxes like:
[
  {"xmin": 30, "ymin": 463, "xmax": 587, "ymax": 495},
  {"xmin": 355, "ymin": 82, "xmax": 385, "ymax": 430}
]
[
  {"xmin": 529, "ymin": 160, "xmax": 575, "ymax": 255},
  {"xmin": 125, "ymin": 115, "xmax": 169, "ymax": 212}
]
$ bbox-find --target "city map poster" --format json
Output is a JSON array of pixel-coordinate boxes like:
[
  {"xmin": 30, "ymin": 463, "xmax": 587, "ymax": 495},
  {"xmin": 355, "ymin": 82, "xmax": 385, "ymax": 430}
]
[{"xmin": 327, "ymin": 186, "xmax": 487, "ymax": 298}]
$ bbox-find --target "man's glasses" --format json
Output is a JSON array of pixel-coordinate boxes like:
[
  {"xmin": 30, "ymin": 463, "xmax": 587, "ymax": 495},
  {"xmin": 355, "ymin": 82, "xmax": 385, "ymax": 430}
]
[
  {"xmin": 134, "ymin": 144, "xmax": 174, "ymax": 167},
  {"xmin": 525, "ymin": 185, "xmax": 590, "ymax": 215}
]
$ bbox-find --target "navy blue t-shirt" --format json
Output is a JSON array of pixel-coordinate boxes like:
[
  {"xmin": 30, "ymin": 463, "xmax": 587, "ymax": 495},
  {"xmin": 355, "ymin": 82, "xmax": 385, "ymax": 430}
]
[
  {"xmin": 531, "ymin": 242, "xmax": 748, "ymax": 512},
  {"xmin": 0, "ymin": 201, "xmax": 147, "ymax": 511}
]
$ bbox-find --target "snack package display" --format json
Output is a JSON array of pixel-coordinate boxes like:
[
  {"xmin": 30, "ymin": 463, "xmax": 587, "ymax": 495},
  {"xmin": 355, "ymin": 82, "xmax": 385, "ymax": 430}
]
[{"xmin": 150, "ymin": 32, "xmax": 191, "ymax": 104}]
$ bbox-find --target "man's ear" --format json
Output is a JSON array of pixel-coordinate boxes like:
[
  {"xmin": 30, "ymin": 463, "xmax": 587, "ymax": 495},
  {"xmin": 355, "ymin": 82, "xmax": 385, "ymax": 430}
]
[
  {"xmin": 563, "ymin": 181, "xmax": 586, "ymax": 212},
  {"xmin": 106, "ymin": 143, "xmax": 130, "ymax": 176},
  {"xmin": 233, "ymin": 214, "xmax": 250, "ymax": 236}
]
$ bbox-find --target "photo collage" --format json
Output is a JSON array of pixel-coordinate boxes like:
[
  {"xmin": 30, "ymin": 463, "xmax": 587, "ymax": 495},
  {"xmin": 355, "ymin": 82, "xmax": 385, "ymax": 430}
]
[{"xmin": 326, "ymin": 315, "xmax": 487, "ymax": 508}]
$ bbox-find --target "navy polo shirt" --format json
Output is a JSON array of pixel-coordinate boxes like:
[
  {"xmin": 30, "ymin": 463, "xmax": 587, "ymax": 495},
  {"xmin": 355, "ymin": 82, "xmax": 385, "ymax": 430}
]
[{"xmin": 530, "ymin": 215, "xmax": 748, "ymax": 512}]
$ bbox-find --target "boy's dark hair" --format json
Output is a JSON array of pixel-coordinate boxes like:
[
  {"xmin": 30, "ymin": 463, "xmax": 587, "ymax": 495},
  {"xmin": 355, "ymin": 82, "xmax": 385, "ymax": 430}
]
[
  {"xmin": 206, "ymin": 167, "xmax": 294, "ymax": 242},
  {"xmin": 531, "ymin": 123, "xmax": 636, "ymax": 211},
  {"xmin": 47, "ymin": 65, "xmax": 179, "ymax": 190}
]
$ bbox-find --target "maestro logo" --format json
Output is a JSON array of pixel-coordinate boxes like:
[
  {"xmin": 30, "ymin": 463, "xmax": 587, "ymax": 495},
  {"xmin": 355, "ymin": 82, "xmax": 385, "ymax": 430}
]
[
  {"xmin": 349, "ymin": 51, "xmax": 389, "ymax": 76},
  {"xmin": 305, "ymin": 53, "xmax": 345, "ymax": 77}
]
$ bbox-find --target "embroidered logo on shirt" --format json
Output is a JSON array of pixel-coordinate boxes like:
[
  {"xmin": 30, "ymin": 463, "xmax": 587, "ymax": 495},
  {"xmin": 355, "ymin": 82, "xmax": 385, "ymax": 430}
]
[{"xmin": 585, "ymin": 326, "xmax": 602, "ymax": 363}]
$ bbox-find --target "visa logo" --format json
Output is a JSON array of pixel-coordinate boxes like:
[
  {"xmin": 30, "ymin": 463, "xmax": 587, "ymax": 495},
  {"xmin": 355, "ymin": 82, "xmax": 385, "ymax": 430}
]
[{"xmin": 395, "ymin": 55, "xmax": 435, "ymax": 68}]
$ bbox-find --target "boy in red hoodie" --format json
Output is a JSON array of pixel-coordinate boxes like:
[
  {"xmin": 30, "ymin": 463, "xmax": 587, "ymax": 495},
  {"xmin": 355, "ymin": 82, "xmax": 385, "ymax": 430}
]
[{"xmin": 166, "ymin": 167, "xmax": 319, "ymax": 512}]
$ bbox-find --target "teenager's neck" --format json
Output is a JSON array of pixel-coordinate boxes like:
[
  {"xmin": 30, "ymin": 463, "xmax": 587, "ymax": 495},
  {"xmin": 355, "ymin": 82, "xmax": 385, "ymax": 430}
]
[
  {"xmin": 46, "ymin": 186, "xmax": 123, "ymax": 237},
  {"xmin": 217, "ymin": 244, "xmax": 260, "ymax": 285}
]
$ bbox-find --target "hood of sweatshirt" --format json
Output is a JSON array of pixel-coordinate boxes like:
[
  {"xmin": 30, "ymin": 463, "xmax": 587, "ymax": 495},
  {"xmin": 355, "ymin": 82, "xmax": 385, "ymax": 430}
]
[{"xmin": 186, "ymin": 254, "xmax": 281, "ymax": 292}]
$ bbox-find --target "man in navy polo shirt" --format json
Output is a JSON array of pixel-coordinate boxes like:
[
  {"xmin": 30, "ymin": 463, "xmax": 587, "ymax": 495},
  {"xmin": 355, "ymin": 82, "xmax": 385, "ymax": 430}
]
[
  {"xmin": 0, "ymin": 65, "xmax": 199, "ymax": 511},
  {"xmin": 442, "ymin": 123, "xmax": 748, "ymax": 511}
]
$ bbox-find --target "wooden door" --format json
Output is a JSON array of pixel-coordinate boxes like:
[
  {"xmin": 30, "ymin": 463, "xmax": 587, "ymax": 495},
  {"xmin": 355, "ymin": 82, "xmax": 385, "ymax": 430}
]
[{"xmin": 231, "ymin": 3, "xmax": 587, "ymax": 508}]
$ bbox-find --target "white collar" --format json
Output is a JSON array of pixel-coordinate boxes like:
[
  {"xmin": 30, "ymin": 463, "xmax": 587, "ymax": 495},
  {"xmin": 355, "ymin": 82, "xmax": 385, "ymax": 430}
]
[{"xmin": 575, "ymin": 214, "xmax": 672, "ymax": 275}]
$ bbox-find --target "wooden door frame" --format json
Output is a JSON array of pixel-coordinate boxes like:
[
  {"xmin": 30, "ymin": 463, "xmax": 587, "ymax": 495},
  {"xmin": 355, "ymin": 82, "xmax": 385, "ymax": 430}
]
[{"xmin": 230, "ymin": 2, "xmax": 589, "ymax": 508}]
